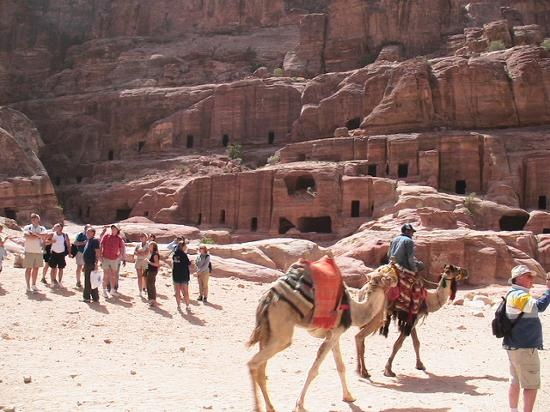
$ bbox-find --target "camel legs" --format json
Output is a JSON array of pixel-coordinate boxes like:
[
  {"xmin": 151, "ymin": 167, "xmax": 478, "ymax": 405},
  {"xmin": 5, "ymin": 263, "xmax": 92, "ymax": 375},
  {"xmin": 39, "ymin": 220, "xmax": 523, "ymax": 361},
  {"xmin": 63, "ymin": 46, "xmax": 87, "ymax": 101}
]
[
  {"xmin": 384, "ymin": 331, "xmax": 407, "ymax": 377},
  {"xmin": 410, "ymin": 327, "xmax": 426, "ymax": 370},
  {"xmin": 354, "ymin": 315, "xmax": 382, "ymax": 378},
  {"xmin": 332, "ymin": 340, "xmax": 356, "ymax": 403},
  {"xmin": 294, "ymin": 332, "xmax": 340, "ymax": 412}
]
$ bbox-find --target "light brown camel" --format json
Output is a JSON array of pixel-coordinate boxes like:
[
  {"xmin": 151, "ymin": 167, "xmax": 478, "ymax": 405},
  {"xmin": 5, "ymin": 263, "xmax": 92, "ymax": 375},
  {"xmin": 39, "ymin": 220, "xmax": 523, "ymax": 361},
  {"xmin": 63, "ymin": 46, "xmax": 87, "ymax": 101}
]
[
  {"xmin": 247, "ymin": 261, "xmax": 398, "ymax": 412},
  {"xmin": 355, "ymin": 264, "xmax": 468, "ymax": 378}
]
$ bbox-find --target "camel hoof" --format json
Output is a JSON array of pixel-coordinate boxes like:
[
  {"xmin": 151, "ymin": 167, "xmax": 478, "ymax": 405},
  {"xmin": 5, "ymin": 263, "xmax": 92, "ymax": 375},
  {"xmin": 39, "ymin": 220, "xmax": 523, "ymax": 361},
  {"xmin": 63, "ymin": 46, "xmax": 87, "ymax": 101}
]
[
  {"xmin": 416, "ymin": 363, "xmax": 426, "ymax": 371},
  {"xmin": 343, "ymin": 394, "xmax": 356, "ymax": 403},
  {"xmin": 383, "ymin": 368, "xmax": 396, "ymax": 378},
  {"xmin": 357, "ymin": 369, "xmax": 371, "ymax": 379}
]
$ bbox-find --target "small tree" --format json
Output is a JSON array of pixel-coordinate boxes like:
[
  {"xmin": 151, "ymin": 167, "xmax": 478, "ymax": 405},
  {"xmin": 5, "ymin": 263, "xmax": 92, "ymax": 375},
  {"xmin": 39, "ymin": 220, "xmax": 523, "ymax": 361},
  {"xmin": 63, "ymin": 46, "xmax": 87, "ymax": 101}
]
[
  {"xmin": 267, "ymin": 153, "xmax": 280, "ymax": 165},
  {"xmin": 541, "ymin": 39, "xmax": 550, "ymax": 51},
  {"xmin": 200, "ymin": 236, "xmax": 216, "ymax": 245},
  {"xmin": 227, "ymin": 143, "xmax": 243, "ymax": 160},
  {"xmin": 463, "ymin": 192, "xmax": 478, "ymax": 215},
  {"xmin": 487, "ymin": 40, "xmax": 506, "ymax": 52},
  {"xmin": 273, "ymin": 67, "xmax": 284, "ymax": 77}
]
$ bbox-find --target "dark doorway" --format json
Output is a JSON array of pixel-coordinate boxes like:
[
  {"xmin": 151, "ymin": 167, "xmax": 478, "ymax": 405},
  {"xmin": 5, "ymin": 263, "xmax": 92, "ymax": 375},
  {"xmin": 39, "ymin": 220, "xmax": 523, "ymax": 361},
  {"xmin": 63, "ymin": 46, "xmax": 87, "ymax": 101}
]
[
  {"xmin": 251, "ymin": 217, "xmax": 258, "ymax": 232},
  {"xmin": 137, "ymin": 141, "xmax": 145, "ymax": 153},
  {"xmin": 76, "ymin": 176, "xmax": 82, "ymax": 184},
  {"xmin": 297, "ymin": 216, "xmax": 332, "ymax": 233},
  {"xmin": 220, "ymin": 210, "xmax": 225, "ymax": 224},
  {"xmin": 368, "ymin": 164, "xmax": 377, "ymax": 177},
  {"xmin": 116, "ymin": 208, "xmax": 131, "ymax": 221},
  {"xmin": 197, "ymin": 213, "xmax": 202, "ymax": 225},
  {"xmin": 499, "ymin": 214, "xmax": 529, "ymax": 231},
  {"xmin": 543, "ymin": 228, "xmax": 550, "ymax": 234},
  {"xmin": 4, "ymin": 208, "xmax": 17, "ymax": 220},
  {"xmin": 144, "ymin": 211, "xmax": 149, "ymax": 217},
  {"xmin": 268, "ymin": 131, "xmax": 275, "ymax": 145},
  {"xmin": 222, "ymin": 134, "xmax": 229, "ymax": 147},
  {"xmin": 186, "ymin": 135, "xmax": 194, "ymax": 148},
  {"xmin": 108, "ymin": 150, "xmax": 114, "ymax": 161},
  {"xmin": 351, "ymin": 200, "xmax": 360, "ymax": 217},
  {"xmin": 538, "ymin": 195, "xmax": 547, "ymax": 210},
  {"xmin": 398, "ymin": 163, "xmax": 408, "ymax": 178},
  {"xmin": 455, "ymin": 180, "xmax": 467, "ymax": 195},
  {"xmin": 346, "ymin": 117, "xmax": 361, "ymax": 130},
  {"xmin": 284, "ymin": 174, "xmax": 316, "ymax": 195},
  {"xmin": 385, "ymin": 163, "xmax": 390, "ymax": 175},
  {"xmin": 279, "ymin": 217, "xmax": 295, "ymax": 234}
]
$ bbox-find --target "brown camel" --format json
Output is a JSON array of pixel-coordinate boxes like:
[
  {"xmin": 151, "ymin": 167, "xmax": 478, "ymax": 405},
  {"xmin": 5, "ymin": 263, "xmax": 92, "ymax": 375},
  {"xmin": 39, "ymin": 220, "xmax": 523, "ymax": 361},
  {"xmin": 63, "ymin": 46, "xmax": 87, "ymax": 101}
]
[
  {"xmin": 355, "ymin": 264, "xmax": 468, "ymax": 378},
  {"xmin": 247, "ymin": 261, "xmax": 397, "ymax": 412}
]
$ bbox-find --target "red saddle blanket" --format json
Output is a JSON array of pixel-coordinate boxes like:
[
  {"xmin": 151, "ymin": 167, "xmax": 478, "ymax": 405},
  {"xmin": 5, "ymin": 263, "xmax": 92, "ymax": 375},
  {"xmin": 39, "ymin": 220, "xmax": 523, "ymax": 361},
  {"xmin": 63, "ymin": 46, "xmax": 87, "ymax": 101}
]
[
  {"xmin": 308, "ymin": 256, "xmax": 344, "ymax": 329},
  {"xmin": 390, "ymin": 268, "xmax": 426, "ymax": 318}
]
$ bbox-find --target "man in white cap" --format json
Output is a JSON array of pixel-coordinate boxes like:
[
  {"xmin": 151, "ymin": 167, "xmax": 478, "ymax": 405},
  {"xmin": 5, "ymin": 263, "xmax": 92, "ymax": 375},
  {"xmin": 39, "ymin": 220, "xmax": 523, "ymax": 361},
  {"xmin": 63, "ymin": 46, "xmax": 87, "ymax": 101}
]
[{"xmin": 503, "ymin": 265, "xmax": 550, "ymax": 412}]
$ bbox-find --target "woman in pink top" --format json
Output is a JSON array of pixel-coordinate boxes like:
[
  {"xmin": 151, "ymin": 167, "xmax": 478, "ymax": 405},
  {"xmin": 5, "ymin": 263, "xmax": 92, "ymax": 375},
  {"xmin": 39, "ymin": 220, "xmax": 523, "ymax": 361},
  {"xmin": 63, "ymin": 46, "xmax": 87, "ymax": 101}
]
[{"xmin": 100, "ymin": 225, "xmax": 125, "ymax": 298}]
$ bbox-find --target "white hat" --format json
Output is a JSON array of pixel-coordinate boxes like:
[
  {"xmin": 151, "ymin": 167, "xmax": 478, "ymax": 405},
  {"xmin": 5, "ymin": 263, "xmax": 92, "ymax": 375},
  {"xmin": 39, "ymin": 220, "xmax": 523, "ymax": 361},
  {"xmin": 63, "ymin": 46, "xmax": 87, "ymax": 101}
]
[{"xmin": 509, "ymin": 265, "xmax": 533, "ymax": 284}]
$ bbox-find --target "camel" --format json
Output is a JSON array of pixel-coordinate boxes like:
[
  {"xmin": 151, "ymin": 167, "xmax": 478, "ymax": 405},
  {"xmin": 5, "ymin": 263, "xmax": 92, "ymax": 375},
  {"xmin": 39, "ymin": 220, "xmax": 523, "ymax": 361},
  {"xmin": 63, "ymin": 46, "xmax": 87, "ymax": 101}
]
[
  {"xmin": 355, "ymin": 264, "xmax": 468, "ymax": 378},
  {"xmin": 247, "ymin": 260, "xmax": 398, "ymax": 412}
]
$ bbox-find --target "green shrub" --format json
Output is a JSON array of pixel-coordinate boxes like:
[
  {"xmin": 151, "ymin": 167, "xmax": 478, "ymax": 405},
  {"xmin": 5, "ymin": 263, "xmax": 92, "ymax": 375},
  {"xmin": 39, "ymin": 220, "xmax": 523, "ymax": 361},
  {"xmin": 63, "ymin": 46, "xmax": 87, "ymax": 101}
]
[
  {"xmin": 200, "ymin": 237, "xmax": 216, "ymax": 245},
  {"xmin": 463, "ymin": 192, "xmax": 478, "ymax": 215},
  {"xmin": 541, "ymin": 39, "xmax": 550, "ymax": 51},
  {"xmin": 267, "ymin": 153, "xmax": 280, "ymax": 165},
  {"xmin": 273, "ymin": 67, "xmax": 284, "ymax": 77},
  {"xmin": 487, "ymin": 40, "xmax": 506, "ymax": 52},
  {"xmin": 227, "ymin": 143, "xmax": 243, "ymax": 160}
]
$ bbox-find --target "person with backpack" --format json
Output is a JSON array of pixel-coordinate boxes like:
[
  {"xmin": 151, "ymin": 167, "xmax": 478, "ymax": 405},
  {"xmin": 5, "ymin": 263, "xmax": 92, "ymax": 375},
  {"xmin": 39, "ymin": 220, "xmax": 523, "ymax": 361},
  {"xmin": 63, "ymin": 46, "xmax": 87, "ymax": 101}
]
[{"xmin": 502, "ymin": 265, "xmax": 550, "ymax": 412}]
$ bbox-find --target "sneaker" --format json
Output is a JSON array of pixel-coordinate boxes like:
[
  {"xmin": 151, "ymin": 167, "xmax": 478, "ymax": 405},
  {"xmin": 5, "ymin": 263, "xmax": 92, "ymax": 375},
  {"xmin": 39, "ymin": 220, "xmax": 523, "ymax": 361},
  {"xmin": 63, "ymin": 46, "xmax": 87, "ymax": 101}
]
[
  {"xmin": 31, "ymin": 285, "xmax": 39, "ymax": 292},
  {"xmin": 197, "ymin": 295, "xmax": 203, "ymax": 301},
  {"xmin": 76, "ymin": 281, "xmax": 82, "ymax": 289},
  {"xmin": 203, "ymin": 297, "xmax": 207, "ymax": 303}
]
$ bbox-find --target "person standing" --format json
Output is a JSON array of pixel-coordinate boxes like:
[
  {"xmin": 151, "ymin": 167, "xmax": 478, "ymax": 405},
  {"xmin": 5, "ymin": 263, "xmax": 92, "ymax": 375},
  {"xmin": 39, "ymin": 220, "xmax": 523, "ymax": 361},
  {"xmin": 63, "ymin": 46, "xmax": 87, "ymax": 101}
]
[
  {"xmin": 133, "ymin": 233, "xmax": 149, "ymax": 296},
  {"xmin": 100, "ymin": 225, "xmax": 125, "ymax": 298},
  {"xmin": 74, "ymin": 224, "xmax": 91, "ymax": 289},
  {"xmin": 48, "ymin": 223, "xmax": 70, "ymax": 287},
  {"xmin": 172, "ymin": 241, "xmax": 191, "ymax": 311},
  {"xmin": 195, "ymin": 245, "xmax": 212, "ymax": 303},
  {"xmin": 82, "ymin": 227, "xmax": 101, "ymax": 303},
  {"xmin": 503, "ymin": 265, "xmax": 550, "ymax": 412},
  {"xmin": 388, "ymin": 223, "xmax": 424, "ymax": 273},
  {"xmin": 146, "ymin": 241, "xmax": 160, "ymax": 307},
  {"xmin": 23, "ymin": 213, "xmax": 47, "ymax": 293}
]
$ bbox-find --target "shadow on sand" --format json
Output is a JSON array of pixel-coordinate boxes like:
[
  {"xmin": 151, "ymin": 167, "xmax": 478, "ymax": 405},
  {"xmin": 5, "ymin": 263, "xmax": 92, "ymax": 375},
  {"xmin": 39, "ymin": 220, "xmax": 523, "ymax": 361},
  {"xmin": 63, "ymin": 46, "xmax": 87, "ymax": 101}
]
[
  {"xmin": 178, "ymin": 308, "xmax": 206, "ymax": 326},
  {"xmin": 203, "ymin": 301, "xmax": 223, "ymax": 310},
  {"xmin": 86, "ymin": 301, "xmax": 109, "ymax": 314},
  {"xmin": 26, "ymin": 291, "xmax": 52, "ymax": 301},
  {"xmin": 149, "ymin": 304, "xmax": 173, "ymax": 318},
  {"xmin": 367, "ymin": 372, "xmax": 507, "ymax": 396},
  {"xmin": 49, "ymin": 287, "xmax": 77, "ymax": 297}
]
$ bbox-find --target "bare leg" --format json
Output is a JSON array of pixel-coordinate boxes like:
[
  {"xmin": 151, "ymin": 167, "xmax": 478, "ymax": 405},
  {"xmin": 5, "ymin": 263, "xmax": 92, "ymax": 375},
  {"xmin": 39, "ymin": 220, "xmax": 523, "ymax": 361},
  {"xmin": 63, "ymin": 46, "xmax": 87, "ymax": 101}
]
[
  {"xmin": 523, "ymin": 388, "xmax": 537, "ymax": 412},
  {"xmin": 384, "ymin": 332, "xmax": 407, "ymax": 377},
  {"xmin": 174, "ymin": 284, "xmax": 182, "ymax": 308},
  {"xmin": 182, "ymin": 284, "xmax": 190, "ymax": 307},
  {"xmin": 50, "ymin": 267, "xmax": 58, "ymax": 284},
  {"xmin": 42, "ymin": 265, "xmax": 49, "ymax": 281},
  {"xmin": 136, "ymin": 268, "xmax": 143, "ymax": 293},
  {"xmin": 31, "ymin": 267, "xmax": 39, "ymax": 286},
  {"xmin": 410, "ymin": 327, "xmax": 425, "ymax": 370},
  {"xmin": 25, "ymin": 268, "xmax": 31, "ymax": 290},
  {"xmin": 509, "ymin": 382, "xmax": 520, "ymax": 410},
  {"xmin": 332, "ymin": 340, "xmax": 356, "ymax": 402},
  {"xmin": 295, "ymin": 333, "xmax": 339, "ymax": 411},
  {"xmin": 76, "ymin": 264, "xmax": 83, "ymax": 285},
  {"xmin": 58, "ymin": 268, "xmax": 64, "ymax": 284}
]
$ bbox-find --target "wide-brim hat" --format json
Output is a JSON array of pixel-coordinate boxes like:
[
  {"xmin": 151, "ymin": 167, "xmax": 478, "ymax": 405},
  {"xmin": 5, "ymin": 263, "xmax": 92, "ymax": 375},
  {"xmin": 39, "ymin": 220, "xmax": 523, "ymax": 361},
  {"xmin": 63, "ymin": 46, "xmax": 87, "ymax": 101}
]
[{"xmin": 508, "ymin": 264, "xmax": 534, "ymax": 285}]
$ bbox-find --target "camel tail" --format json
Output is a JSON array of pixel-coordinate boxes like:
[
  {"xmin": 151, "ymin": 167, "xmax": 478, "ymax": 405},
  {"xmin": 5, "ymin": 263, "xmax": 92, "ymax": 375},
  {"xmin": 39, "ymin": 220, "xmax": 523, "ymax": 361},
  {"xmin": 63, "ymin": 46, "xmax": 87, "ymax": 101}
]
[{"xmin": 247, "ymin": 290, "xmax": 273, "ymax": 348}]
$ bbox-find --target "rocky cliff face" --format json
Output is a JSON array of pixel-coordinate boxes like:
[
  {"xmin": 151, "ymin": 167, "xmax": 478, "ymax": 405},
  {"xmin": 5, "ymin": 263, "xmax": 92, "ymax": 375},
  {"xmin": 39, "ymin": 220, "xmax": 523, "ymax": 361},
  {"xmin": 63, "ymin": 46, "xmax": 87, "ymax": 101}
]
[{"xmin": 3, "ymin": 0, "xmax": 550, "ymax": 283}]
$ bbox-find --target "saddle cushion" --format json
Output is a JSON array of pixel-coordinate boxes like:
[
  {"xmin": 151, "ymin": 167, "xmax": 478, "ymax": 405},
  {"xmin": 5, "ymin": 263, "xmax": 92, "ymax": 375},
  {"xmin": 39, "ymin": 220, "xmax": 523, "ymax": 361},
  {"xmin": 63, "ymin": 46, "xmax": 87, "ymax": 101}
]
[{"xmin": 308, "ymin": 256, "xmax": 344, "ymax": 329}]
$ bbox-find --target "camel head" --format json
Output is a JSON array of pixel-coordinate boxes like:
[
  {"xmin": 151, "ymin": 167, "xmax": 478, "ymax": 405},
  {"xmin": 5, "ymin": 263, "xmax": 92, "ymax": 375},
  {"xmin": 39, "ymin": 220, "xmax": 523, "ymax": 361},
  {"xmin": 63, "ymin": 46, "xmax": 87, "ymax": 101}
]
[
  {"xmin": 367, "ymin": 266, "xmax": 399, "ymax": 289},
  {"xmin": 439, "ymin": 264, "xmax": 468, "ymax": 301}
]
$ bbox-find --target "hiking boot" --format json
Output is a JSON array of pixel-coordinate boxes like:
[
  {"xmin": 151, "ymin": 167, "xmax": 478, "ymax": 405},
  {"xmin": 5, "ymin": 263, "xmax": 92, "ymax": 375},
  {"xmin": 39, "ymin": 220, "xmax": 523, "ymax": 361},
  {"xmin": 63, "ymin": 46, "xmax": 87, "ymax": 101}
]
[{"xmin": 197, "ymin": 295, "xmax": 203, "ymax": 301}]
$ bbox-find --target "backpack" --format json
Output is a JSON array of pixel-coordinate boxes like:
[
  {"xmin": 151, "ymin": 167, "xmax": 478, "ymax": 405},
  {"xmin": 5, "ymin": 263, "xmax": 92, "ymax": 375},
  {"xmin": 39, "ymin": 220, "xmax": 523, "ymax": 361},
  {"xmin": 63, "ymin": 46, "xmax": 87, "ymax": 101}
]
[{"xmin": 491, "ymin": 292, "xmax": 524, "ymax": 338}]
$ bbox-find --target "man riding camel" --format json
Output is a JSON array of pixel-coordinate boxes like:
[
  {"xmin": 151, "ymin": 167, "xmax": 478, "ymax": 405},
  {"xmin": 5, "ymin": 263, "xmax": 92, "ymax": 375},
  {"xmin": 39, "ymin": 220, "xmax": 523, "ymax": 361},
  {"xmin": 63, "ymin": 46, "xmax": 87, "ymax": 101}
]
[{"xmin": 388, "ymin": 223, "xmax": 424, "ymax": 274}]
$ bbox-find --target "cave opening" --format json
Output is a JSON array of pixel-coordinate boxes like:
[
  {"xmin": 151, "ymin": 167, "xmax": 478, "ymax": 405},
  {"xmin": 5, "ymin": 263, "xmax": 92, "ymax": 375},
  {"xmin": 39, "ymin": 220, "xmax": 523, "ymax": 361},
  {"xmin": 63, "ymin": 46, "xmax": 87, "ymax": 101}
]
[
  {"xmin": 297, "ymin": 216, "xmax": 332, "ymax": 233},
  {"xmin": 251, "ymin": 217, "xmax": 258, "ymax": 232},
  {"xmin": 543, "ymin": 228, "xmax": 550, "ymax": 234},
  {"xmin": 346, "ymin": 117, "xmax": 361, "ymax": 130},
  {"xmin": 455, "ymin": 180, "xmax": 466, "ymax": 195},
  {"xmin": 222, "ymin": 134, "xmax": 229, "ymax": 147},
  {"xmin": 398, "ymin": 163, "xmax": 408, "ymax": 178},
  {"xmin": 197, "ymin": 213, "xmax": 202, "ymax": 225},
  {"xmin": 116, "ymin": 208, "xmax": 132, "ymax": 221},
  {"xmin": 351, "ymin": 200, "xmax": 360, "ymax": 217},
  {"xmin": 284, "ymin": 174, "xmax": 316, "ymax": 195},
  {"xmin": 278, "ymin": 217, "xmax": 295, "ymax": 234},
  {"xmin": 137, "ymin": 141, "xmax": 145, "ymax": 153},
  {"xmin": 368, "ymin": 164, "xmax": 377, "ymax": 177},
  {"xmin": 220, "ymin": 209, "xmax": 225, "ymax": 224},
  {"xmin": 186, "ymin": 135, "xmax": 194, "ymax": 148},
  {"xmin": 108, "ymin": 150, "xmax": 114, "ymax": 161},
  {"xmin": 4, "ymin": 208, "xmax": 17, "ymax": 220},
  {"xmin": 268, "ymin": 131, "xmax": 275, "ymax": 144},
  {"xmin": 499, "ymin": 214, "xmax": 529, "ymax": 231},
  {"xmin": 538, "ymin": 195, "xmax": 547, "ymax": 210}
]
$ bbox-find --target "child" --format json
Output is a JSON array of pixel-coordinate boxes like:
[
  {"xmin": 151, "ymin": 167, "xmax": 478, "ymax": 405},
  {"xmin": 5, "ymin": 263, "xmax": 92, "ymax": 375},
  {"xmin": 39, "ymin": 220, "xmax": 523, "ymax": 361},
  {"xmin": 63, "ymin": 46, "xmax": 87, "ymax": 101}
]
[
  {"xmin": 0, "ymin": 236, "xmax": 7, "ymax": 275},
  {"xmin": 172, "ymin": 241, "xmax": 191, "ymax": 311}
]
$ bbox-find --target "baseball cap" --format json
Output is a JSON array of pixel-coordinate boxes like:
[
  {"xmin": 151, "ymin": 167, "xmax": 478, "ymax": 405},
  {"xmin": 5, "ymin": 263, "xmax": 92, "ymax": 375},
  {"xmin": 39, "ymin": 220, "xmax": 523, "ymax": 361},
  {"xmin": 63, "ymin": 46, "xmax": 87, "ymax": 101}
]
[
  {"xmin": 401, "ymin": 223, "xmax": 416, "ymax": 233},
  {"xmin": 508, "ymin": 265, "xmax": 534, "ymax": 284}
]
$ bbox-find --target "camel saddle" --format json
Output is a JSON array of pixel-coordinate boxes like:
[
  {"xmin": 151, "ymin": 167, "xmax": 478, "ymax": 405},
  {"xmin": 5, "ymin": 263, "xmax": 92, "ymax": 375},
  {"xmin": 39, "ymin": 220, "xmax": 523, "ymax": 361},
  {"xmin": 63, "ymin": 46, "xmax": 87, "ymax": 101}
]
[{"xmin": 271, "ymin": 256, "xmax": 345, "ymax": 329}]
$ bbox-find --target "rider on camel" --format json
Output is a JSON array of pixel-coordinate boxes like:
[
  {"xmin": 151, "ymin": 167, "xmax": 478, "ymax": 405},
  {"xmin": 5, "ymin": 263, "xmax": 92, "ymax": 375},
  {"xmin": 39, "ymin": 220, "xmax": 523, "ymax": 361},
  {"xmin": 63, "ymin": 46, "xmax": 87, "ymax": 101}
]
[{"xmin": 388, "ymin": 223, "xmax": 424, "ymax": 274}]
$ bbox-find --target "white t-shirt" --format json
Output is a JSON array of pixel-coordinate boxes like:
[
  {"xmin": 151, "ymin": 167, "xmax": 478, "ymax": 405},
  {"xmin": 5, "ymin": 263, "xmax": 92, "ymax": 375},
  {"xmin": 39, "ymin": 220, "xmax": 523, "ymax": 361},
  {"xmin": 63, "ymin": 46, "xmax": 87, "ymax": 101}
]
[
  {"xmin": 24, "ymin": 224, "xmax": 46, "ymax": 254},
  {"xmin": 51, "ymin": 233, "xmax": 66, "ymax": 254}
]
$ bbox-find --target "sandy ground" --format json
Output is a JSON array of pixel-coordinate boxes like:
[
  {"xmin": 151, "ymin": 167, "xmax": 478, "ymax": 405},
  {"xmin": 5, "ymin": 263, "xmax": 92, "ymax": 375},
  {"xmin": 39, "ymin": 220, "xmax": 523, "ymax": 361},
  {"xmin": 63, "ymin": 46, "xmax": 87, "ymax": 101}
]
[{"xmin": 0, "ymin": 250, "xmax": 549, "ymax": 411}]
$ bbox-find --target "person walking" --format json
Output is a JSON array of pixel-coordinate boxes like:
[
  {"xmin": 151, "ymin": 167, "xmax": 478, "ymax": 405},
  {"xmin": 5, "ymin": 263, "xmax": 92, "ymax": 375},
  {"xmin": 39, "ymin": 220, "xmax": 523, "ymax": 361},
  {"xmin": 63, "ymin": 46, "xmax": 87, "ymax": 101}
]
[
  {"xmin": 503, "ymin": 265, "xmax": 550, "ymax": 412},
  {"xmin": 23, "ymin": 213, "xmax": 47, "ymax": 293},
  {"xmin": 195, "ymin": 245, "xmax": 212, "ymax": 303},
  {"xmin": 74, "ymin": 224, "xmax": 90, "ymax": 289},
  {"xmin": 146, "ymin": 241, "xmax": 160, "ymax": 307},
  {"xmin": 82, "ymin": 227, "xmax": 101, "ymax": 303},
  {"xmin": 48, "ymin": 223, "xmax": 70, "ymax": 287},
  {"xmin": 133, "ymin": 233, "xmax": 149, "ymax": 296},
  {"xmin": 100, "ymin": 225, "xmax": 125, "ymax": 298},
  {"xmin": 172, "ymin": 241, "xmax": 191, "ymax": 311}
]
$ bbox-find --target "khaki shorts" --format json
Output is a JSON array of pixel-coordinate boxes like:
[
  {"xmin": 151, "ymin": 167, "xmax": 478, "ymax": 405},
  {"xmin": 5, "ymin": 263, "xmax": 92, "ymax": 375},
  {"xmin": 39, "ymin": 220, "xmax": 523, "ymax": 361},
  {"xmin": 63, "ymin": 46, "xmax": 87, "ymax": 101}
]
[
  {"xmin": 102, "ymin": 258, "xmax": 120, "ymax": 271},
  {"xmin": 507, "ymin": 348, "xmax": 540, "ymax": 389},
  {"xmin": 135, "ymin": 259, "xmax": 148, "ymax": 270},
  {"xmin": 75, "ymin": 251, "xmax": 85, "ymax": 266},
  {"xmin": 24, "ymin": 252, "xmax": 44, "ymax": 269}
]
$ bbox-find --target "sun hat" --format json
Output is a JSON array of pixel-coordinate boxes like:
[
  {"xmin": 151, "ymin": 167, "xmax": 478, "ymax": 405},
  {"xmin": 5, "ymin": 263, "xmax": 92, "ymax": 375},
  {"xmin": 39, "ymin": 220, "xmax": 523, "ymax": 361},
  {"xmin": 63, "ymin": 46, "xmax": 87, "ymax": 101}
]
[{"xmin": 508, "ymin": 265, "xmax": 534, "ymax": 284}]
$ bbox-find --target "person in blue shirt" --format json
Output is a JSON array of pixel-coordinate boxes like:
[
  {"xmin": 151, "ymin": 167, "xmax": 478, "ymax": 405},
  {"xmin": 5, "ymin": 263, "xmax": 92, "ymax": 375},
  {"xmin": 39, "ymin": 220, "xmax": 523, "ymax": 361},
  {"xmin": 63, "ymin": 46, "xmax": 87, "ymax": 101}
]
[
  {"xmin": 503, "ymin": 265, "xmax": 550, "ymax": 412},
  {"xmin": 388, "ymin": 223, "xmax": 424, "ymax": 273},
  {"xmin": 74, "ymin": 224, "xmax": 91, "ymax": 289}
]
